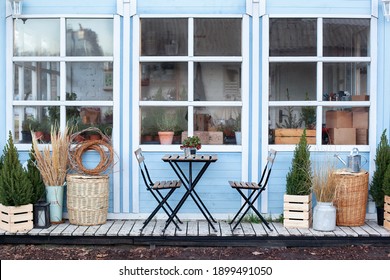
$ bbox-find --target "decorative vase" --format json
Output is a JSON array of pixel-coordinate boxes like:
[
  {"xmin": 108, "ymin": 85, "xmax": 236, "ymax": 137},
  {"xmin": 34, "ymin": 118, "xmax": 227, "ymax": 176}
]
[
  {"xmin": 376, "ymin": 206, "xmax": 384, "ymax": 226},
  {"xmin": 313, "ymin": 202, "xmax": 336, "ymax": 231},
  {"xmin": 45, "ymin": 184, "xmax": 65, "ymax": 223},
  {"xmin": 158, "ymin": 131, "xmax": 174, "ymax": 145}
]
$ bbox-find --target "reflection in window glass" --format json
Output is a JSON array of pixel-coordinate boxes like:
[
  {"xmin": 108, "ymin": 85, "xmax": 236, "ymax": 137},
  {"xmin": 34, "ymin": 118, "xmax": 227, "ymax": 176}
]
[
  {"xmin": 194, "ymin": 18, "xmax": 241, "ymax": 56},
  {"xmin": 269, "ymin": 18, "xmax": 317, "ymax": 56},
  {"xmin": 66, "ymin": 62, "xmax": 113, "ymax": 101},
  {"xmin": 13, "ymin": 62, "xmax": 60, "ymax": 101},
  {"xmin": 194, "ymin": 62, "xmax": 241, "ymax": 101},
  {"xmin": 194, "ymin": 106, "xmax": 241, "ymax": 145},
  {"xmin": 13, "ymin": 106, "xmax": 58, "ymax": 143},
  {"xmin": 140, "ymin": 62, "xmax": 188, "ymax": 101},
  {"xmin": 269, "ymin": 63, "xmax": 316, "ymax": 101},
  {"xmin": 141, "ymin": 19, "xmax": 188, "ymax": 56},
  {"xmin": 323, "ymin": 63, "xmax": 369, "ymax": 100},
  {"xmin": 66, "ymin": 19, "xmax": 113, "ymax": 56},
  {"xmin": 14, "ymin": 19, "xmax": 60, "ymax": 56},
  {"xmin": 323, "ymin": 19, "xmax": 369, "ymax": 57},
  {"xmin": 140, "ymin": 107, "xmax": 187, "ymax": 145},
  {"xmin": 323, "ymin": 107, "xmax": 369, "ymax": 145}
]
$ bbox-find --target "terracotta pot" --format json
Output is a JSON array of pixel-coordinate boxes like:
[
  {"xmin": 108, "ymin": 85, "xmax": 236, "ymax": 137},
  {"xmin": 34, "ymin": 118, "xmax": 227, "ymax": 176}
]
[
  {"xmin": 35, "ymin": 131, "xmax": 44, "ymax": 141},
  {"xmin": 158, "ymin": 131, "xmax": 174, "ymax": 145},
  {"xmin": 89, "ymin": 134, "xmax": 101, "ymax": 140}
]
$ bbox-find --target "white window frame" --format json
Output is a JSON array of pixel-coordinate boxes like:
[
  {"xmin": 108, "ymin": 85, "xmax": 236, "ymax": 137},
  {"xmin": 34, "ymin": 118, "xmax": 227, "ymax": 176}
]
[{"xmin": 262, "ymin": 14, "xmax": 377, "ymax": 154}]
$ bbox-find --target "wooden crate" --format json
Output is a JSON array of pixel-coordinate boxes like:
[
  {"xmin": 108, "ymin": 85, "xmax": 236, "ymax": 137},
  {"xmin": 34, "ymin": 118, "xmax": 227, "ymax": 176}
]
[
  {"xmin": 283, "ymin": 194, "xmax": 312, "ymax": 228},
  {"xmin": 274, "ymin": 129, "xmax": 316, "ymax": 144},
  {"xmin": 0, "ymin": 203, "xmax": 33, "ymax": 233},
  {"xmin": 385, "ymin": 196, "xmax": 390, "ymax": 231},
  {"xmin": 181, "ymin": 131, "xmax": 223, "ymax": 145}
]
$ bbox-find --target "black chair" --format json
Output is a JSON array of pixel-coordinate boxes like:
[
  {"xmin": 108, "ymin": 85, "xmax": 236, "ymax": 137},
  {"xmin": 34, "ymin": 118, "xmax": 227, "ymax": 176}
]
[
  {"xmin": 229, "ymin": 149, "xmax": 277, "ymax": 231},
  {"xmin": 134, "ymin": 148, "xmax": 182, "ymax": 231}
]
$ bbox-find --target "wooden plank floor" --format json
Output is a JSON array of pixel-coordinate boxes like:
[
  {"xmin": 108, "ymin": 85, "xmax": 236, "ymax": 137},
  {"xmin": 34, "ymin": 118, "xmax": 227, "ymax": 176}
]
[{"xmin": 1, "ymin": 219, "xmax": 389, "ymax": 238}]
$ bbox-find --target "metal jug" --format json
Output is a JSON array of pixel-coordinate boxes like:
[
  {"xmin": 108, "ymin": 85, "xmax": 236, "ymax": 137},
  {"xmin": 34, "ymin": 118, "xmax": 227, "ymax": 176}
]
[{"xmin": 334, "ymin": 148, "xmax": 367, "ymax": 173}]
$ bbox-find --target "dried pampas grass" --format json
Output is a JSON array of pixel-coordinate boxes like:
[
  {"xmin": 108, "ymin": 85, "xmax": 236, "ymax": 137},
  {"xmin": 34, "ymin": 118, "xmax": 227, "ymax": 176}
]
[
  {"xmin": 31, "ymin": 126, "xmax": 70, "ymax": 186},
  {"xmin": 312, "ymin": 160, "xmax": 337, "ymax": 203}
]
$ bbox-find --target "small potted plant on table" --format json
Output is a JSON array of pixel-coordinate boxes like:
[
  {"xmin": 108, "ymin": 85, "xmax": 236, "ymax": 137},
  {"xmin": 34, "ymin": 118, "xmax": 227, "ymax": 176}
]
[{"xmin": 181, "ymin": 135, "xmax": 202, "ymax": 157}]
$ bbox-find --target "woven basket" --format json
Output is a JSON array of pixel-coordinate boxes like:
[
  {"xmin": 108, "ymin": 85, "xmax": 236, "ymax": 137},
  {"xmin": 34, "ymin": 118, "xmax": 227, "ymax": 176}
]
[
  {"xmin": 333, "ymin": 170, "xmax": 368, "ymax": 226},
  {"xmin": 67, "ymin": 174, "xmax": 109, "ymax": 226}
]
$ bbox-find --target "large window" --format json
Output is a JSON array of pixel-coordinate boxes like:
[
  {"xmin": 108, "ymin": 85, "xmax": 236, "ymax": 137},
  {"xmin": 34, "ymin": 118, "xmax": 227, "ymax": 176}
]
[
  {"xmin": 268, "ymin": 18, "xmax": 370, "ymax": 146},
  {"xmin": 139, "ymin": 17, "xmax": 243, "ymax": 147},
  {"xmin": 12, "ymin": 18, "xmax": 114, "ymax": 145}
]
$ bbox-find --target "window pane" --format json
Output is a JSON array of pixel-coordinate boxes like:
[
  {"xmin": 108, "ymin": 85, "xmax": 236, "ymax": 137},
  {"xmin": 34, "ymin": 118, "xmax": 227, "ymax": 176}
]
[
  {"xmin": 194, "ymin": 62, "xmax": 241, "ymax": 101},
  {"xmin": 67, "ymin": 106, "xmax": 113, "ymax": 139},
  {"xmin": 269, "ymin": 106, "xmax": 317, "ymax": 145},
  {"xmin": 14, "ymin": 106, "xmax": 57, "ymax": 143},
  {"xmin": 14, "ymin": 19, "xmax": 60, "ymax": 56},
  {"xmin": 193, "ymin": 106, "xmax": 241, "ymax": 145},
  {"xmin": 323, "ymin": 19, "xmax": 369, "ymax": 57},
  {"xmin": 140, "ymin": 62, "xmax": 187, "ymax": 101},
  {"xmin": 269, "ymin": 18, "xmax": 316, "ymax": 56},
  {"xmin": 13, "ymin": 62, "xmax": 60, "ymax": 101},
  {"xmin": 140, "ymin": 107, "xmax": 187, "ymax": 145},
  {"xmin": 323, "ymin": 62, "xmax": 369, "ymax": 100},
  {"xmin": 323, "ymin": 107, "xmax": 369, "ymax": 145},
  {"xmin": 194, "ymin": 18, "xmax": 241, "ymax": 56},
  {"xmin": 269, "ymin": 63, "xmax": 316, "ymax": 101},
  {"xmin": 66, "ymin": 19, "xmax": 113, "ymax": 56},
  {"xmin": 66, "ymin": 62, "xmax": 113, "ymax": 101},
  {"xmin": 141, "ymin": 19, "xmax": 188, "ymax": 56}
]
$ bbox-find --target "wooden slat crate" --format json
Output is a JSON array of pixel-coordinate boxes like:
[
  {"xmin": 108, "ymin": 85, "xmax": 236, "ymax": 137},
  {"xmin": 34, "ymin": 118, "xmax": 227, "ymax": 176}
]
[
  {"xmin": 275, "ymin": 129, "xmax": 316, "ymax": 144},
  {"xmin": 385, "ymin": 196, "xmax": 390, "ymax": 231},
  {"xmin": 283, "ymin": 194, "xmax": 312, "ymax": 228},
  {"xmin": 0, "ymin": 203, "xmax": 33, "ymax": 233}
]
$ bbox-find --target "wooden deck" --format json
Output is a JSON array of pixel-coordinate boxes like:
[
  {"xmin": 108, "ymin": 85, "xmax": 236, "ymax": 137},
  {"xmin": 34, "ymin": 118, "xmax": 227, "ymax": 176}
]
[{"xmin": 1, "ymin": 219, "xmax": 390, "ymax": 247}]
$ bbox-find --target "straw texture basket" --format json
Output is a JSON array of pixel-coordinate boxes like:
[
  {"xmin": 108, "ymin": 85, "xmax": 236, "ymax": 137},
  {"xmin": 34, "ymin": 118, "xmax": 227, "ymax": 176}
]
[
  {"xmin": 67, "ymin": 174, "xmax": 109, "ymax": 226},
  {"xmin": 333, "ymin": 170, "xmax": 369, "ymax": 226}
]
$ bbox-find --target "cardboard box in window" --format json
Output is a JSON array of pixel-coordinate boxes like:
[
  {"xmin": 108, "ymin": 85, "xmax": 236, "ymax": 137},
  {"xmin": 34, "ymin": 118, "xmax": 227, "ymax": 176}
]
[
  {"xmin": 356, "ymin": 128, "xmax": 368, "ymax": 145},
  {"xmin": 326, "ymin": 111, "xmax": 352, "ymax": 128},
  {"xmin": 328, "ymin": 128, "xmax": 356, "ymax": 145},
  {"xmin": 181, "ymin": 131, "xmax": 223, "ymax": 145},
  {"xmin": 353, "ymin": 112, "xmax": 369, "ymax": 129},
  {"xmin": 351, "ymin": 95, "xmax": 369, "ymax": 101}
]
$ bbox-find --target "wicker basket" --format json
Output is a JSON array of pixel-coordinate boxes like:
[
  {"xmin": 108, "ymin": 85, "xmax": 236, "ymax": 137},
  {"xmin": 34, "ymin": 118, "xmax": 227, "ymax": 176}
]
[
  {"xmin": 333, "ymin": 170, "xmax": 368, "ymax": 226},
  {"xmin": 67, "ymin": 174, "xmax": 109, "ymax": 226}
]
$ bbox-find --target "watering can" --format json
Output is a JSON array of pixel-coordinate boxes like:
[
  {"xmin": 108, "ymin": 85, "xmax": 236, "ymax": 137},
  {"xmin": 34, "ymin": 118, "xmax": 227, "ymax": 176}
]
[{"xmin": 334, "ymin": 148, "xmax": 367, "ymax": 173}]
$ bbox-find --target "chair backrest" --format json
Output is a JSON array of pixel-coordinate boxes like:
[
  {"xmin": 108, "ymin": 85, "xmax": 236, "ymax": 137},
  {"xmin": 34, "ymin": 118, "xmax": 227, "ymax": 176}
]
[
  {"xmin": 134, "ymin": 148, "xmax": 154, "ymax": 187},
  {"xmin": 258, "ymin": 149, "xmax": 277, "ymax": 190}
]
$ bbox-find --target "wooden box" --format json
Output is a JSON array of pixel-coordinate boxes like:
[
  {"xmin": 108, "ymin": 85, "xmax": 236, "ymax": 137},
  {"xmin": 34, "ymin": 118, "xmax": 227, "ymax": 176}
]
[
  {"xmin": 353, "ymin": 112, "xmax": 369, "ymax": 129},
  {"xmin": 351, "ymin": 95, "xmax": 369, "ymax": 101},
  {"xmin": 356, "ymin": 129, "xmax": 368, "ymax": 145},
  {"xmin": 283, "ymin": 194, "xmax": 312, "ymax": 228},
  {"xmin": 385, "ymin": 196, "xmax": 390, "ymax": 231},
  {"xmin": 328, "ymin": 128, "xmax": 356, "ymax": 145},
  {"xmin": 274, "ymin": 129, "xmax": 316, "ymax": 145},
  {"xmin": 181, "ymin": 131, "xmax": 223, "ymax": 145},
  {"xmin": 0, "ymin": 203, "xmax": 33, "ymax": 233},
  {"xmin": 326, "ymin": 111, "xmax": 352, "ymax": 128}
]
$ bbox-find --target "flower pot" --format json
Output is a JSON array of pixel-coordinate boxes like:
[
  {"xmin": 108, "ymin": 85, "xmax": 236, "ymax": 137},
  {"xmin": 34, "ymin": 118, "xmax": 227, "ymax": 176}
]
[
  {"xmin": 377, "ymin": 206, "xmax": 384, "ymax": 226},
  {"xmin": 158, "ymin": 131, "xmax": 174, "ymax": 145},
  {"xmin": 45, "ymin": 185, "xmax": 65, "ymax": 223},
  {"xmin": 184, "ymin": 147, "xmax": 197, "ymax": 157},
  {"xmin": 313, "ymin": 202, "xmax": 336, "ymax": 231}
]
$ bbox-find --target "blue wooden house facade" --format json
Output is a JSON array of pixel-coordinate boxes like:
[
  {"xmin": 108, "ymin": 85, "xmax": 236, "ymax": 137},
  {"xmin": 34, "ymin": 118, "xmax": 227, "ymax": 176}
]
[{"xmin": 1, "ymin": 0, "xmax": 388, "ymax": 221}]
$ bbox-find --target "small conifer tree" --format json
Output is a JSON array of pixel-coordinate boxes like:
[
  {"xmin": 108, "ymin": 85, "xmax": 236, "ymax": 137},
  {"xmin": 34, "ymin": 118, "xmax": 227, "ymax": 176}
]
[
  {"xmin": 26, "ymin": 146, "xmax": 45, "ymax": 203},
  {"xmin": 0, "ymin": 131, "xmax": 33, "ymax": 206},
  {"xmin": 370, "ymin": 129, "xmax": 390, "ymax": 208},
  {"xmin": 383, "ymin": 164, "xmax": 390, "ymax": 197},
  {"xmin": 286, "ymin": 129, "xmax": 312, "ymax": 195}
]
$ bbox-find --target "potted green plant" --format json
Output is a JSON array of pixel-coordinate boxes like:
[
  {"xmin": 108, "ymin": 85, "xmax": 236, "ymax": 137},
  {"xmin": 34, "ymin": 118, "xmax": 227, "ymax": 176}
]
[
  {"xmin": 312, "ymin": 159, "xmax": 337, "ymax": 231},
  {"xmin": 284, "ymin": 129, "xmax": 313, "ymax": 228},
  {"xmin": 382, "ymin": 163, "xmax": 390, "ymax": 230},
  {"xmin": 181, "ymin": 136, "xmax": 202, "ymax": 156},
  {"xmin": 370, "ymin": 129, "xmax": 390, "ymax": 226},
  {"xmin": 0, "ymin": 132, "xmax": 34, "ymax": 232},
  {"xmin": 157, "ymin": 112, "xmax": 177, "ymax": 145}
]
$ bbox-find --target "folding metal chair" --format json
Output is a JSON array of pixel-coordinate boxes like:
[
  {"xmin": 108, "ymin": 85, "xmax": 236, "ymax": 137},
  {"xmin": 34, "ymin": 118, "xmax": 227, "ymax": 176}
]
[
  {"xmin": 228, "ymin": 149, "xmax": 277, "ymax": 231},
  {"xmin": 134, "ymin": 148, "xmax": 182, "ymax": 231}
]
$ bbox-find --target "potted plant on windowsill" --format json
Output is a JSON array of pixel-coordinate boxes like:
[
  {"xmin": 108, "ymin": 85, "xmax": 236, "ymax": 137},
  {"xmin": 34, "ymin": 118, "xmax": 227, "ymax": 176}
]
[
  {"xmin": 283, "ymin": 129, "xmax": 313, "ymax": 228},
  {"xmin": 312, "ymin": 159, "xmax": 337, "ymax": 231},
  {"xmin": 157, "ymin": 112, "xmax": 177, "ymax": 145},
  {"xmin": 181, "ymin": 136, "xmax": 202, "ymax": 157}
]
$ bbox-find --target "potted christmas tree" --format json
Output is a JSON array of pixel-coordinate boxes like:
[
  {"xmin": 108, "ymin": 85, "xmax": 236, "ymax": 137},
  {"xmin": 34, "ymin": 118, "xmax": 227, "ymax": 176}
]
[
  {"xmin": 0, "ymin": 132, "xmax": 34, "ymax": 233},
  {"xmin": 283, "ymin": 129, "xmax": 313, "ymax": 228}
]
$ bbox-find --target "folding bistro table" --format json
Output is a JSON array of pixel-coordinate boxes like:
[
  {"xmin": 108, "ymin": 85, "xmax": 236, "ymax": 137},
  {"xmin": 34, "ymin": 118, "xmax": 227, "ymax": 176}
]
[{"xmin": 161, "ymin": 154, "xmax": 218, "ymax": 232}]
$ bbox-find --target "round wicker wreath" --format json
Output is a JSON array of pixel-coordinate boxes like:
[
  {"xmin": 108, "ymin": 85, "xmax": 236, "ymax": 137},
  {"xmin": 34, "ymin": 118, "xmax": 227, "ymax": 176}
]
[{"xmin": 69, "ymin": 127, "xmax": 114, "ymax": 176}]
